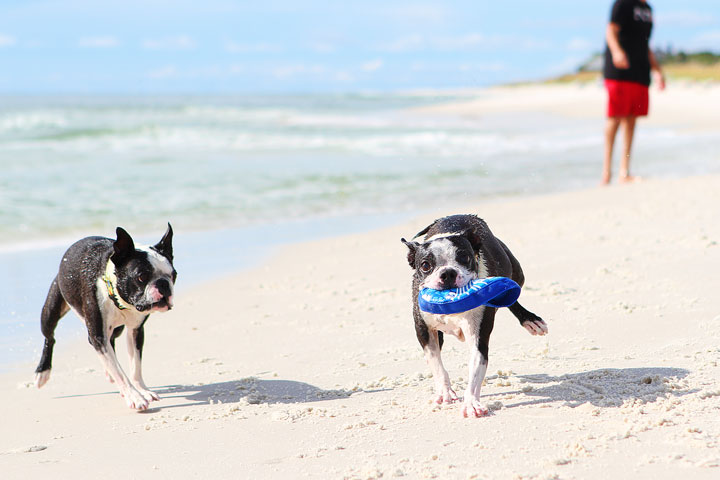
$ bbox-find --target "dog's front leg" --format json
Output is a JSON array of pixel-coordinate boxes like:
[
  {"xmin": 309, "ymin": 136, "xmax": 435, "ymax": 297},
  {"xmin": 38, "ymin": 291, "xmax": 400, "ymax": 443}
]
[
  {"xmin": 423, "ymin": 329, "xmax": 458, "ymax": 404},
  {"xmin": 86, "ymin": 312, "xmax": 150, "ymax": 410},
  {"xmin": 126, "ymin": 321, "xmax": 159, "ymax": 403},
  {"xmin": 93, "ymin": 340, "xmax": 150, "ymax": 410},
  {"xmin": 463, "ymin": 343, "xmax": 489, "ymax": 417},
  {"xmin": 461, "ymin": 307, "xmax": 493, "ymax": 418}
]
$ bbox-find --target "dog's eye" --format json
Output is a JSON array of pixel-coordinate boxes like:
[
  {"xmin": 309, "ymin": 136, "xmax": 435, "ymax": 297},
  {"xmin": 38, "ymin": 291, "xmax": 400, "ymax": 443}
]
[
  {"xmin": 137, "ymin": 274, "xmax": 146, "ymax": 284},
  {"xmin": 459, "ymin": 253, "xmax": 472, "ymax": 265},
  {"xmin": 420, "ymin": 261, "xmax": 432, "ymax": 273}
]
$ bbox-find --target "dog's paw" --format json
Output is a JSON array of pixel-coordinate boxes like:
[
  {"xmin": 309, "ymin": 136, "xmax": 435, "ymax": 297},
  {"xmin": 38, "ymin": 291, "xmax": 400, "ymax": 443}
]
[
  {"xmin": 35, "ymin": 370, "xmax": 51, "ymax": 389},
  {"xmin": 138, "ymin": 388, "xmax": 160, "ymax": 402},
  {"xmin": 522, "ymin": 318, "xmax": 548, "ymax": 336},
  {"xmin": 461, "ymin": 398, "xmax": 489, "ymax": 418},
  {"xmin": 122, "ymin": 387, "xmax": 150, "ymax": 411},
  {"xmin": 434, "ymin": 386, "xmax": 459, "ymax": 405}
]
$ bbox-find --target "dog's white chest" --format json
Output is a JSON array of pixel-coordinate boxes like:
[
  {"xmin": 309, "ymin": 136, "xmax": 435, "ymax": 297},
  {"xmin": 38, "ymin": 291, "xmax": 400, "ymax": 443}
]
[
  {"xmin": 421, "ymin": 313, "xmax": 465, "ymax": 342},
  {"xmin": 95, "ymin": 278, "xmax": 147, "ymax": 332}
]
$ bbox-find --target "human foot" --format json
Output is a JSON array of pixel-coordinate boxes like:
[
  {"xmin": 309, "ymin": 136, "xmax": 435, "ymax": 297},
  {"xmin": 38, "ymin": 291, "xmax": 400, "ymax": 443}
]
[
  {"xmin": 601, "ymin": 170, "xmax": 611, "ymax": 186},
  {"xmin": 619, "ymin": 174, "xmax": 643, "ymax": 184}
]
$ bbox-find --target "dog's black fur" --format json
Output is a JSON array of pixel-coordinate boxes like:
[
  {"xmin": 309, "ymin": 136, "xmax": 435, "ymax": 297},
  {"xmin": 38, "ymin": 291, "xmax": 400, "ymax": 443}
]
[
  {"xmin": 402, "ymin": 214, "xmax": 547, "ymax": 416},
  {"xmin": 34, "ymin": 224, "xmax": 176, "ymax": 410}
]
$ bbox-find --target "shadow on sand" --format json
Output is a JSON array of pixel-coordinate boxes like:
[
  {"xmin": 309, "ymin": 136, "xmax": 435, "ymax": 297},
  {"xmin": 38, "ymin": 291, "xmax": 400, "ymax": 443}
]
[
  {"xmin": 55, "ymin": 377, "xmax": 356, "ymax": 412},
  {"xmin": 496, "ymin": 366, "xmax": 693, "ymax": 410},
  {"xmin": 154, "ymin": 377, "xmax": 354, "ymax": 409}
]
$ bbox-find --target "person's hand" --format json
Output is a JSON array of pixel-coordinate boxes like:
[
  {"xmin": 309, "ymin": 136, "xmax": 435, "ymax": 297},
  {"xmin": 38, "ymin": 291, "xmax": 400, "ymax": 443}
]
[
  {"xmin": 612, "ymin": 49, "xmax": 629, "ymax": 69},
  {"xmin": 653, "ymin": 70, "xmax": 666, "ymax": 91}
]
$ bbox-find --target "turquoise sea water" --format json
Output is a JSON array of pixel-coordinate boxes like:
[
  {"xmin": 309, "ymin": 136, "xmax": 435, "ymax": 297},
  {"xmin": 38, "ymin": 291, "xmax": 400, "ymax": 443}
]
[{"xmin": 1, "ymin": 91, "xmax": 718, "ymax": 368}]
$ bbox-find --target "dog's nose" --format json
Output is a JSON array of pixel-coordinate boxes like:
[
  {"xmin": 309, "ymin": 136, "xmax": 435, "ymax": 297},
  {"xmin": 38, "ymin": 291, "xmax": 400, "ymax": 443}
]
[
  {"xmin": 155, "ymin": 278, "xmax": 172, "ymax": 298},
  {"xmin": 439, "ymin": 268, "xmax": 457, "ymax": 288}
]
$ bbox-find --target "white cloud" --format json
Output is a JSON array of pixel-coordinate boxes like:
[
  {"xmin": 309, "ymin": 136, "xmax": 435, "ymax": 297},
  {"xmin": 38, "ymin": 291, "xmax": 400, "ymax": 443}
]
[
  {"xmin": 0, "ymin": 34, "xmax": 16, "ymax": 47},
  {"xmin": 381, "ymin": 32, "xmax": 552, "ymax": 53},
  {"xmin": 229, "ymin": 64, "xmax": 245, "ymax": 74},
  {"xmin": 379, "ymin": 4, "xmax": 451, "ymax": 24},
  {"xmin": 686, "ymin": 30, "xmax": 720, "ymax": 50},
  {"xmin": 272, "ymin": 63, "xmax": 327, "ymax": 79},
  {"xmin": 147, "ymin": 65, "xmax": 177, "ymax": 79},
  {"xmin": 657, "ymin": 11, "xmax": 717, "ymax": 28},
  {"xmin": 433, "ymin": 33, "xmax": 484, "ymax": 50},
  {"xmin": 543, "ymin": 55, "xmax": 588, "ymax": 77},
  {"xmin": 309, "ymin": 42, "xmax": 337, "ymax": 53},
  {"xmin": 143, "ymin": 35, "xmax": 195, "ymax": 50},
  {"xmin": 225, "ymin": 41, "xmax": 282, "ymax": 53},
  {"xmin": 334, "ymin": 71, "xmax": 354, "ymax": 82},
  {"xmin": 457, "ymin": 62, "xmax": 506, "ymax": 73},
  {"xmin": 361, "ymin": 59, "xmax": 383, "ymax": 72},
  {"xmin": 78, "ymin": 36, "xmax": 119, "ymax": 48},
  {"xmin": 566, "ymin": 37, "xmax": 595, "ymax": 52},
  {"xmin": 410, "ymin": 61, "xmax": 505, "ymax": 73},
  {"xmin": 382, "ymin": 34, "xmax": 424, "ymax": 52}
]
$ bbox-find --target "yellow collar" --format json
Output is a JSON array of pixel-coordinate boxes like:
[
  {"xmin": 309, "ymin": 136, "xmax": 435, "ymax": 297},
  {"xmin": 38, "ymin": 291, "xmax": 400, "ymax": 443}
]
[{"xmin": 102, "ymin": 260, "xmax": 133, "ymax": 311}]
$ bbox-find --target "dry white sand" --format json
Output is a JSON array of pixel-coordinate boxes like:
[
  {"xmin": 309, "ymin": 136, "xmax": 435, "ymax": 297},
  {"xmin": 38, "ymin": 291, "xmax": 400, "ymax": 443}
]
[
  {"xmin": 415, "ymin": 81, "xmax": 720, "ymax": 132},
  {"xmin": 2, "ymin": 172, "xmax": 719, "ymax": 479}
]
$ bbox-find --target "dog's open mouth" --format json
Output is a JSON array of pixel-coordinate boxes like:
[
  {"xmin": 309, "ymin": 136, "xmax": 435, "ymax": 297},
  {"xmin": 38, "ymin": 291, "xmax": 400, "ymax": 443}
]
[
  {"xmin": 151, "ymin": 299, "xmax": 172, "ymax": 311},
  {"xmin": 137, "ymin": 299, "xmax": 172, "ymax": 312}
]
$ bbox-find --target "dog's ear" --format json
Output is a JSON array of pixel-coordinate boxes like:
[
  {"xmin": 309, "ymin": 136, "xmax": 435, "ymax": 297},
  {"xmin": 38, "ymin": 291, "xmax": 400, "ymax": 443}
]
[
  {"xmin": 461, "ymin": 228, "xmax": 483, "ymax": 253},
  {"xmin": 401, "ymin": 238, "xmax": 419, "ymax": 268},
  {"xmin": 153, "ymin": 223, "xmax": 174, "ymax": 261},
  {"xmin": 112, "ymin": 227, "xmax": 136, "ymax": 266}
]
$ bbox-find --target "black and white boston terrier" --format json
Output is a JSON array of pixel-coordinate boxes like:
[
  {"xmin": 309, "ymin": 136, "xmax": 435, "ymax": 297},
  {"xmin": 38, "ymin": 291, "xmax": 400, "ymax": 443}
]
[
  {"xmin": 34, "ymin": 224, "xmax": 176, "ymax": 411},
  {"xmin": 401, "ymin": 214, "xmax": 548, "ymax": 417}
]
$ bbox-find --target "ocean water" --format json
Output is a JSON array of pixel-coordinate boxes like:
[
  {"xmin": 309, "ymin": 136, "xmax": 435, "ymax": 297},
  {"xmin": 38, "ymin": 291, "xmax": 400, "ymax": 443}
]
[{"xmin": 1, "ymin": 91, "xmax": 718, "ymax": 369}]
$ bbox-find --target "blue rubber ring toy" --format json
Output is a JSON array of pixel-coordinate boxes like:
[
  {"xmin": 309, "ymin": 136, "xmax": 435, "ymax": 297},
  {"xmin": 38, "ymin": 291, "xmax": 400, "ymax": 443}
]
[{"xmin": 418, "ymin": 277, "xmax": 521, "ymax": 315}]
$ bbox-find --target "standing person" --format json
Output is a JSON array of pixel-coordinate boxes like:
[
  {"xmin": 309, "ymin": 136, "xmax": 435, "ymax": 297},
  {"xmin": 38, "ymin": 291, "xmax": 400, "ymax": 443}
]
[{"xmin": 602, "ymin": 0, "xmax": 665, "ymax": 185}]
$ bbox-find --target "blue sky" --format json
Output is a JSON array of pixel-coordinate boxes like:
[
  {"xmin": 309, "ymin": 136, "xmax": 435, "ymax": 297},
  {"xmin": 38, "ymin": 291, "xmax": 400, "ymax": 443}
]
[{"xmin": 1, "ymin": 0, "xmax": 718, "ymax": 93}]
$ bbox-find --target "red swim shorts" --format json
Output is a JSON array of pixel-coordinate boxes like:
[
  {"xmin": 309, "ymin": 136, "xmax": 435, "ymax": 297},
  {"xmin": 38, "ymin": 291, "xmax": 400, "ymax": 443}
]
[{"xmin": 605, "ymin": 79, "xmax": 649, "ymax": 117}]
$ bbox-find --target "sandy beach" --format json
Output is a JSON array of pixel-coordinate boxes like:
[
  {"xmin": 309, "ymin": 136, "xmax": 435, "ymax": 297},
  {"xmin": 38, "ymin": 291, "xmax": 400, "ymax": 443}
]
[
  {"xmin": 3, "ymin": 0, "xmax": 720, "ymax": 475},
  {"xmin": 2, "ymin": 169, "xmax": 719, "ymax": 479},
  {"xmin": 415, "ymin": 81, "xmax": 720, "ymax": 132}
]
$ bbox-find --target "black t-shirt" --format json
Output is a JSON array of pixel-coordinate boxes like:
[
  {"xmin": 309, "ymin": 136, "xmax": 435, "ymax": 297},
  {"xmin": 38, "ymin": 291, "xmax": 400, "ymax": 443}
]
[{"xmin": 603, "ymin": 0, "xmax": 653, "ymax": 85}]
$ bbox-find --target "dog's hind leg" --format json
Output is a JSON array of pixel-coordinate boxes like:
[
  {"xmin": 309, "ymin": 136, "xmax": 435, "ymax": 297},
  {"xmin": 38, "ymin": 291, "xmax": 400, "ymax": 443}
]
[
  {"xmin": 35, "ymin": 276, "xmax": 70, "ymax": 388},
  {"xmin": 498, "ymin": 240, "xmax": 548, "ymax": 336},
  {"xmin": 509, "ymin": 302, "xmax": 548, "ymax": 336}
]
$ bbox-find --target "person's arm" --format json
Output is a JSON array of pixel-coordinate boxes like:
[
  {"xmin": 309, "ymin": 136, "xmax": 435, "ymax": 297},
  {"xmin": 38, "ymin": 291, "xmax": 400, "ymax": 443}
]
[
  {"xmin": 649, "ymin": 49, "xmax": 666, "ymax": 90},
  {"xmin": 606, "ymin": 22, "xmax": 629, "ymax": 69}
]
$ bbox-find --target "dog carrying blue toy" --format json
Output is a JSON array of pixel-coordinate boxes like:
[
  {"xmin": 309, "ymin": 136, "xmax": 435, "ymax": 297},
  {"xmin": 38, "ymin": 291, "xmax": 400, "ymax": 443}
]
[{"xmin": 418, "ymin": 277, "xmax": 521, "ymax": 315}]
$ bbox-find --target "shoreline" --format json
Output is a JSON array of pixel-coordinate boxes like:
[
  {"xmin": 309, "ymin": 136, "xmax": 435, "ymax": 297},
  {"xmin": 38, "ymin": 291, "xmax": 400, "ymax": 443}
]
[
  {"xmin": 5, "ymin": 170, "xmax": 717, "ymax": 373},
  {"xmin": 2, "ymin": 166, "xmax": 697, "ymax": 373},
  {"xmin": 3, "ymin": 173, "xmax": 720, "ymax": 478}
]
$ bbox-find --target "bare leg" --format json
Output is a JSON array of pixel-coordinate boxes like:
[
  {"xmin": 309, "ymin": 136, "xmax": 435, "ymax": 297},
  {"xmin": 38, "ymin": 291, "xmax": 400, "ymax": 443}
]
[
  {"xmin": 619, "ymin": 115, "xmax": 641, "ymax": 183},
  {"xmin": 602, "ymin": 117, "xmax": 621, "ymax": 185}
]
